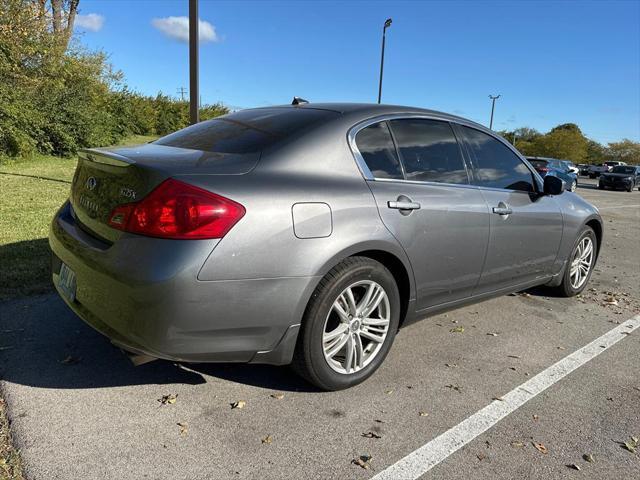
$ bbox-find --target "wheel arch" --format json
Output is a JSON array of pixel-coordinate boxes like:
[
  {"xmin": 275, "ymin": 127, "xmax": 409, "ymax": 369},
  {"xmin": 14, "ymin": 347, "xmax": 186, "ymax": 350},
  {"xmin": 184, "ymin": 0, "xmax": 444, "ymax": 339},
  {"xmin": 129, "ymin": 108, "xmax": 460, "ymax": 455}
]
[
  {"xmin": 306, "ymin": 241, "xmax": 417, "ymax": 330},
  {"xmin": 585, "ymin": 216, "xmax": 603, "ymax": 259}
]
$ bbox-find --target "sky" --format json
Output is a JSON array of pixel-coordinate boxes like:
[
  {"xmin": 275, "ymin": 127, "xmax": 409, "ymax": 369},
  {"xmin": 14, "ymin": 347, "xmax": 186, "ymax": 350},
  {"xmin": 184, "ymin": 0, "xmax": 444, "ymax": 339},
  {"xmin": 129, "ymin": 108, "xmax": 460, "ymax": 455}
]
[{"xmin": 74, "ymin": 0, "xmax": 640, "ymax": 144}]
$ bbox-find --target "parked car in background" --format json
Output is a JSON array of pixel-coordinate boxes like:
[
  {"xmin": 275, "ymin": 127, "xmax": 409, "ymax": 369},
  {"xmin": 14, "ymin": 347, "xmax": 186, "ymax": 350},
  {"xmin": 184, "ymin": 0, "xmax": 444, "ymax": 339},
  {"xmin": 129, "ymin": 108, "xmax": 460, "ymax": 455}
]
[
  {"xmin": 527, "ymin": 157, "xmax": 579, "ymax": 191},
  {"xmin": 49, "ymin": 103, "xmax": 603, "ymax": 390},
  {"xmin": 589, "ymin": 161, "xmax": 627, "ymax": 178},
  {"xmin": 578, "ymin": 164, "xmax": 591, "ymax": 176},
  {"xmin": 561, "ymin": 160, "xmax": 579, "ymax": 175},
  {"xmin": 598, "ymin": 165, "xmax": 640, "ymax": 192}
]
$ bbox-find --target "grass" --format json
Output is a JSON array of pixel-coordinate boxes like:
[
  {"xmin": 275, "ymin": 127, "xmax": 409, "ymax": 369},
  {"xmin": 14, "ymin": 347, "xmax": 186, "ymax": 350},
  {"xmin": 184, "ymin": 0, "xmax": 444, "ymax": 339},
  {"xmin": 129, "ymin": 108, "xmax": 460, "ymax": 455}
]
[
  {"xmin": 0, "ymin": 135, "xmax": 157, "ymax": 479},
  {"xmin": 0, "ymin": 135, "xmax": 157, "ymax": 302},
  {"xmin": 0, "ymin": 398, "xmax": 24, "ymax": 480}
]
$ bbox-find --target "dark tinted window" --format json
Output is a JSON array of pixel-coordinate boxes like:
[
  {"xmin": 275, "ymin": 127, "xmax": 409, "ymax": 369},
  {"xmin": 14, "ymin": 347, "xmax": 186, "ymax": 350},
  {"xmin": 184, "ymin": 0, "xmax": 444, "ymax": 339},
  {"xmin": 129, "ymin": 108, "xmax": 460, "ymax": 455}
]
[
  {"xmin": 355, "ymin": 122, "xmax": 404, "ymax": 179},
  {"xmin": 155, "ymin": 108, "xmax": 338, "ymax": 154},
  {"xmin": 612, "ymin": 166, "xmax": 635, "ymax": 174},
  {"xmin": 389, "ymin": 119, "xmax": 468, "ymax": 184},
  {"xmin": 528, "ymin": 159, "xmax": 548, "ymax": 169},
  {"xmin": 461, "ymin": 126, "xmax": 535, "ymax": 192}
]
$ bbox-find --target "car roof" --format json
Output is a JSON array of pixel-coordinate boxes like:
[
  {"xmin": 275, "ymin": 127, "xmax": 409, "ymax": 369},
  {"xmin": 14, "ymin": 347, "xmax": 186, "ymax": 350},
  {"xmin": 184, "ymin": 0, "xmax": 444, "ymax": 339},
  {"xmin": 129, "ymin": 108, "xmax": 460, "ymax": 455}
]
[{"xmin": 250, "ymin": 102, "xmax": 485, "ymax": 129}]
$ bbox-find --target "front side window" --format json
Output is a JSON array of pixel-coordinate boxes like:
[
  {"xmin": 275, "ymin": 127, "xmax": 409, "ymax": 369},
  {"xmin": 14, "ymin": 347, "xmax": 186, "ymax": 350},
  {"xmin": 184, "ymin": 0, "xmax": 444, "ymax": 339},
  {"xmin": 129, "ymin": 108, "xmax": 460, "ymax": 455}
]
[
  {"xmin": 389, "ymin": 119, "xmax": 468, "ymax": 184},
  {"xmin": 460, "ymin": 126, "xmax": 536, "ymax": 192},
  {"xmin": 355, "ymin": 122, "xmax": 404, "ymax": 179}
]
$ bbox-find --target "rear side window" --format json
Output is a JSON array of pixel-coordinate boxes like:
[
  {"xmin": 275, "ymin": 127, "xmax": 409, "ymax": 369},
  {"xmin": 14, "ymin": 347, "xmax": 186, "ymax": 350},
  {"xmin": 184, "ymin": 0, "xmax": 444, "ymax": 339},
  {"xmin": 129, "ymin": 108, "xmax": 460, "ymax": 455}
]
[
  {"xmin": 355, "ymin": 122, "xmax": 404, "ymax": 179},
  {"xmin": 389, "ymin": 119, "xmax": 468, "ymax": 184},
  {"xmin": 460, "ymin": 126, "xmax": 536, "ymax": 192},
  {"xmin": 155, "ymin": 108, "xmax": 339, "ymax": 154}
]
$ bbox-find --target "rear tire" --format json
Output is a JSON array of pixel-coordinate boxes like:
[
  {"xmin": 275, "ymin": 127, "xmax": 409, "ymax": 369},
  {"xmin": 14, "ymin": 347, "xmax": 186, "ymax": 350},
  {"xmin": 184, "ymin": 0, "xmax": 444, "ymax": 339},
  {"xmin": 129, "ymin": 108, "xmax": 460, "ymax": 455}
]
[
  {"xmin": 292, "ymin": 257, "xmax": 400, "ymax": 391},
  {"xmin": 569, "ymin": 180, "xmax": 577, "ymax": 192},
  {"xmin": 598, "ymin": 183, "xmax": 605, "ymax": 190},
  {"xmin": 552, "ymin": 226, "xmax": 597, "ymax": 297}
]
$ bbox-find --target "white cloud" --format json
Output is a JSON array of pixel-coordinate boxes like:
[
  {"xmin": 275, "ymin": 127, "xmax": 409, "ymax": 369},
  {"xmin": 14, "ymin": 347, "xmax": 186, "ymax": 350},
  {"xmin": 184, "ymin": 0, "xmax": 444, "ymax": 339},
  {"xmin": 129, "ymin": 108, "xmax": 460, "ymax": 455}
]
[
  {"xmin": 74, "ymin": 13, "xmax": 105, "ymax": 32},
  {"xmin": 151, "ymin": 16, "xmax": 218, "ymax": 43}
]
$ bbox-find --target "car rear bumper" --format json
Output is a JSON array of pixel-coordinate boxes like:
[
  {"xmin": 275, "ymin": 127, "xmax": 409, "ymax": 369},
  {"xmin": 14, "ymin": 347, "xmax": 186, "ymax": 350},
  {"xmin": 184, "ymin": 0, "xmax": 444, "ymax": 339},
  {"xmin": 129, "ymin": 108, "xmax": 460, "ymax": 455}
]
[{"xmin": 49, "ymin": 201, "xmax": 316, "ymax": 365}]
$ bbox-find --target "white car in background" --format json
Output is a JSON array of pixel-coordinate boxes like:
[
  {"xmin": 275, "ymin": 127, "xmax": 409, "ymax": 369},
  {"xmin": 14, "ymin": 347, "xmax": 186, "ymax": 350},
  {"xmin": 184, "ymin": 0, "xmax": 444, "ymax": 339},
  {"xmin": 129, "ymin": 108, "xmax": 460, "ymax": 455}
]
[{"xmin": 588, "ymin": 161, "xmax": 627, "ymax": 178}]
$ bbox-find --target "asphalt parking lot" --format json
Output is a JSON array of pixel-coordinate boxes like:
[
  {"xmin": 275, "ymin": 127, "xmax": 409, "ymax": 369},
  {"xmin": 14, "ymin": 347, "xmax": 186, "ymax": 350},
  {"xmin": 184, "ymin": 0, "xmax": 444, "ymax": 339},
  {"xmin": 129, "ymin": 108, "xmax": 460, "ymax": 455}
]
[{"xmin": 1, "ymin": 176, "xmax": 639, "ymax": 480}]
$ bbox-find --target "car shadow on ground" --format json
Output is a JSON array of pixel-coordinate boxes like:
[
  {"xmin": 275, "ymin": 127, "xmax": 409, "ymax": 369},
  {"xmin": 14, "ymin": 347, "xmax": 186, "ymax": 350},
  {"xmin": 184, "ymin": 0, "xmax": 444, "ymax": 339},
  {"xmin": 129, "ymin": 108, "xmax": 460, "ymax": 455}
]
[{"xmin": 0, "ymin": 294, "xmax": 316, "ymax": 392}]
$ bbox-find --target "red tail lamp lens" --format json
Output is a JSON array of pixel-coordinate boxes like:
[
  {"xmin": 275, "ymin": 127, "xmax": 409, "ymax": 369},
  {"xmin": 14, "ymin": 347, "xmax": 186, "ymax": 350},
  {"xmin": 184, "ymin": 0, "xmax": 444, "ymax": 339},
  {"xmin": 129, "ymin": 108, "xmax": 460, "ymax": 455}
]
[{"xmin": 109, "ymin": 179, "xmax": 245, "ymax": 239}]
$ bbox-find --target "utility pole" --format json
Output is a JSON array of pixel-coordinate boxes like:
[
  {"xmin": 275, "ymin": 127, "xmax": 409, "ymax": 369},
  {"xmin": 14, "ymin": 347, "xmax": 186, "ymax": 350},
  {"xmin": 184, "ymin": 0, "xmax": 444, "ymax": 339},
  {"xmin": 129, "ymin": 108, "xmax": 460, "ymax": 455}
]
[
  {"xmin": 177, "ymin": 87, "xmax": 187, "ymax": 102},
  {"xmin": 189, "ymin": 0, "xmax": 199, "ymax": 124},
  {"xmin": 377, "ymin": 18, "xmax": 392, "ymax": 104},
  {"xmin": 488, "ymin": 94, "xmax": 500, "ymax": 130}
]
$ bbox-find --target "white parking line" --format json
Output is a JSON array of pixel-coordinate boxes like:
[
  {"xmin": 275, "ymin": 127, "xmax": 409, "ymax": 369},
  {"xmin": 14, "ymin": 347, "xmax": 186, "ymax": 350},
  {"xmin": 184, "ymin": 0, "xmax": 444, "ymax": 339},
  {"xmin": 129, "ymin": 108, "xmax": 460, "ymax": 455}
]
[{"xmin": 371, "ymin": 314, "xmax": 640, "ymax": 480}]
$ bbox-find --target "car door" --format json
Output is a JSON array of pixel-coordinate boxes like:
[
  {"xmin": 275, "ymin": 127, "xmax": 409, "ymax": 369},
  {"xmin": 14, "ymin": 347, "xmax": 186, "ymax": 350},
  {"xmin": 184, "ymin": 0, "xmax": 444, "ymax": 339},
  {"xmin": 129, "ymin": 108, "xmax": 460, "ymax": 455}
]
[
  {"xmin": 351, "ymin": 118, "xmax": 489, "ymax": 310},
  {"xmin": 455, "ymin": 124, "xmax": 563, "ymax": 293}
]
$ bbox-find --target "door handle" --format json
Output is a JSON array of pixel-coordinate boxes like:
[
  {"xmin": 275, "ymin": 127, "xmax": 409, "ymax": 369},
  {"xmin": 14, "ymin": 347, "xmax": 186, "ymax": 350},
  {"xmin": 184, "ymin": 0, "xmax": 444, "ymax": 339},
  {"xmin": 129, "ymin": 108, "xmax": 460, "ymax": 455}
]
[
  {"xmin": 492, "ymin": 202, "xmax": 512, "ymax": 216},
  {"xmin": 388, "ymin": 200, "xmax": 421, "ymax": 210}
]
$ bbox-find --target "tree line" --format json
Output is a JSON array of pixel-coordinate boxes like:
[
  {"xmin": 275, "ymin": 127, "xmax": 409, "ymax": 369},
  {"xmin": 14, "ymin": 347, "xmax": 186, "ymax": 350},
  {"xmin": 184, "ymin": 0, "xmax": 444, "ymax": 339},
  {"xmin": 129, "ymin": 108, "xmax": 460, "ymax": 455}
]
[
  {"xmin": 0, "ymin": 0, "xmax": 228, "ymax": 158},
  {"xmin": 1, "ymin": 1, "xmax": 638, "ymax": 164},
  {"xmin": 497, "ymin": 124, "xmax": 640, "ymax": 165}
]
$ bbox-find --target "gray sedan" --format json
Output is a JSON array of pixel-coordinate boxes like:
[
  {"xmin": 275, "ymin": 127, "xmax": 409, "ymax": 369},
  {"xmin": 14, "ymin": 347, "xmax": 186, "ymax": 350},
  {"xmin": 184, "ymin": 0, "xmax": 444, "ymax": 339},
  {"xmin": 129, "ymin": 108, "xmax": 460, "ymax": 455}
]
[{"xmin": 49, "ymin": 103, "xmax": 603, "ymax": 390}]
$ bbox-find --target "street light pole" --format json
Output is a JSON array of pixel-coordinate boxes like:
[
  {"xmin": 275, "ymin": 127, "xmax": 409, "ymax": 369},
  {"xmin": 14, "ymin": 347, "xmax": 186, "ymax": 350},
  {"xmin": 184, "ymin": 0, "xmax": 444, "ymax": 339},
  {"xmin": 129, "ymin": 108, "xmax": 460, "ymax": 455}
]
[
  {"xmin": 488, "ymin": 94, "xmax": 500, "ymax": 130},
  {"xmin": 189, "ymin": 0, "xmax": 199, "ymax": 124},
  {"xmin": 377, "ymin": 18, "xmax": 392, "ymax": 104}
]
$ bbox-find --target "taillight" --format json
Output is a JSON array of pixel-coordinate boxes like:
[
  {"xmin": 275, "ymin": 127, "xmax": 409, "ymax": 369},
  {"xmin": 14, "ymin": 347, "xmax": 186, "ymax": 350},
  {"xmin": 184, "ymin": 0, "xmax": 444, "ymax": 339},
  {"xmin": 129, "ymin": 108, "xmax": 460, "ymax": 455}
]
[
  {"xmin": 108, "ymin": 178, "xmax": 245, "ymax": 239},
  {"xmin": 537, "ymin": 167, "xmax": 549, "ymax": 172}
]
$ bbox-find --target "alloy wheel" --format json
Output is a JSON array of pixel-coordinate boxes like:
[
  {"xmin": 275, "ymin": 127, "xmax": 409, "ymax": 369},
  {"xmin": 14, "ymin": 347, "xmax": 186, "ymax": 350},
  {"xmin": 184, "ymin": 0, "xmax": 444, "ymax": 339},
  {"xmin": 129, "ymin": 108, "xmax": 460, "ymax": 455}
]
[
  {"xmin": 569, "ymin": 236, "xmax": 594, "ymax": 289},
  {"xmin": 322, "ymin": 280, "xmax": 390, "ymax": 374}
]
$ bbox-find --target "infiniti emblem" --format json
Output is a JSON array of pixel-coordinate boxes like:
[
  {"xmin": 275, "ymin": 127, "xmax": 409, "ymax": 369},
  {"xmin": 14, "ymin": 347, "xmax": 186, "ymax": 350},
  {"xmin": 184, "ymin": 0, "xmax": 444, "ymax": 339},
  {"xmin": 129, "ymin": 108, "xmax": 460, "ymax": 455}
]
[{"xmin": 85, "ymin": 177, "xmax": 97, "ymax": 190}]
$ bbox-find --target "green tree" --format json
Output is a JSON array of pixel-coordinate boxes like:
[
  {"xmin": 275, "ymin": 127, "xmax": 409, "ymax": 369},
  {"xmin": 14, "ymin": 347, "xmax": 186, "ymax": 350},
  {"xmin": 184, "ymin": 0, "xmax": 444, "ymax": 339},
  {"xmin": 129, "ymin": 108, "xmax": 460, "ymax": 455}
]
[{"xmin": 606, "ymin": 139, "xmax": 640, "ymax": 164}]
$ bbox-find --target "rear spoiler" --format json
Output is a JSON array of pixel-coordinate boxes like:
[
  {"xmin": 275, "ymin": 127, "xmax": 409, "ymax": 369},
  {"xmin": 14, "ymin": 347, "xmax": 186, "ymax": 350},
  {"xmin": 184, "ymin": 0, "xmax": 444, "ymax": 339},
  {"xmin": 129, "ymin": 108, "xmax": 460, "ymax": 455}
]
[{"xmin": 79, "ymin": 148, "xmax": 133, "ymax": 167}]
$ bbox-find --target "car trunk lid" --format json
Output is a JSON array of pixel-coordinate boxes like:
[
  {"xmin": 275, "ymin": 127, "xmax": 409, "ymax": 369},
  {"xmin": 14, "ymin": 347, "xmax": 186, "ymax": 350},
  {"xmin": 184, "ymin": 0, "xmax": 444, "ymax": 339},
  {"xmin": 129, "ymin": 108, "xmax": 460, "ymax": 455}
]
[{"xmin": 70, "ymin": 144, "xmax": 259, "ymax": 243}]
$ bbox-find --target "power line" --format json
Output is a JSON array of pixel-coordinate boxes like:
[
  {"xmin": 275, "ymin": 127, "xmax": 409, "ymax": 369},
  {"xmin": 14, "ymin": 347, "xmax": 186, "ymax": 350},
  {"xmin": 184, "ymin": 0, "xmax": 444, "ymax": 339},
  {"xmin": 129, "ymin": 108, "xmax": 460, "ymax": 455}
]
[{"xmin": 177, "ymin": 86, "xmax": 187, "ymax": 101}]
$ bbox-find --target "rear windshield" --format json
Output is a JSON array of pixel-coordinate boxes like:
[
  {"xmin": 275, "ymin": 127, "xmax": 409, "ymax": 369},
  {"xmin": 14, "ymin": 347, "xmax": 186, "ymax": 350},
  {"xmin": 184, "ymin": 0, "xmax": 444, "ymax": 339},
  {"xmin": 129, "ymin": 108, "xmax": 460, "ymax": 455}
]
[
  {"xmin": 154, "ymin": 108, "xmax": 339, "ymax": 154},
  {"xmin": 528, "ymin": 159, "xmax": 548, "ymax": 168}
]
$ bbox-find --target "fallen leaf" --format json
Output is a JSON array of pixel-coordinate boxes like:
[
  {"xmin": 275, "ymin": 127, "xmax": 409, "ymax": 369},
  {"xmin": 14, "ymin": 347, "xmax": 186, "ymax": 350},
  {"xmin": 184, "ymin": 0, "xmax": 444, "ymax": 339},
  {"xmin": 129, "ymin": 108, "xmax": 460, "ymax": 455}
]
[
  {"xmin": 270, "ymin": 393, "xmax": 285, "ymax": 400},
  {"xmin": 60, "ymin": 355, "xmax": 81, "ymax": 365},
  {"xmin": 418, "ymin": 411, "xmax": 429, "ymax": 417},
  {"xmin": 158, "ymin": 394, "xmax": 178, "ymax": 405},
  {"xmin": 450, "ymin": 326, "xmax": 465, "ymax": 333},
  {"xmin": 486, "ymin": 332, "xmax": 499, "ymax": 337},
  {"xmin": 492, "ymin": 397, "xmax": 505, "ymax": 402},
  {"xmin": 374, "ymin": 419, "xmax": 385, "ymax": 423},
  {"xmin": 568, "ymin": 464, "xmax": 581, "ymax": 471},
  {"xmin": 508, "ymin": 355, "xmax": 521, "ymax": 359},
  {"xmin": 510, "ymin": 441, "xmax": 525, "ymax": 448},
  {"xmin": 583, "ymin": 453, "xmax": 594, "ymax": 463},
  {"xmin": 533, "ymin": 415, "xmax": 539, "ymax": 421},
  {"xmin": 384, "ymin": 389, "xmax": 394, "ymax": 395},
  {"xmin": 622, "ymin": 438, "xmax": 637, "ymax": 453},
  {"xmin": 352, "ymin": 455, "xmax": 373, "ymax": 469},
  {"xmin": 230, "ymin": 400, "xmax": 246, "ymax": 409},
  {"xmin": 445, "ymin": 384, "xmax": 462, "ymax": 392},
  {"xmin": 603, "ymin": 297, "xmax": 618, "ymax": 306},
  {"xmin": 177, "ymin": 422, "xmax": 188, "ymax": 436},
  {"xmin": 476, "ymin": 453, "xmax": 486, "ymax": 461},
  {"xmin": 445, "ymin": 363, "xmax": 458, "ymax": 368},
  {"xmin": 261, "ymin": 435, "xmax": 273, "ymax": 444},
  {"xmin": 361, "ymin": 431, "xmax": 382, "ymax": 439},
  {"xmin": 533, "ymin": 442, "xmax": 548, "ymax": 454}
]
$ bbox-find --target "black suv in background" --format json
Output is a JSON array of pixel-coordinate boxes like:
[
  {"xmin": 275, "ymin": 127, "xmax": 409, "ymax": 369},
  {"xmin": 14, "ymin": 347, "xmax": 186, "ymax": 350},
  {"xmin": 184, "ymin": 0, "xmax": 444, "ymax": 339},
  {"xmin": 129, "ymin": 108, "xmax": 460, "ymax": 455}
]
[{"xmin": 599, "ymin": 165, "xmax": 640, "ymax": 192}]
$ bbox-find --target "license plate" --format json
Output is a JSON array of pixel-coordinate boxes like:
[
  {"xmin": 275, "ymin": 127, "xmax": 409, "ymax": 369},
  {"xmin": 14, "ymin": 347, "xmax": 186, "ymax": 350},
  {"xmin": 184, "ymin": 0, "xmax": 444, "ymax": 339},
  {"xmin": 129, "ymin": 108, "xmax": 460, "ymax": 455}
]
[{"xmin": 58, "ymin": 262, "xmax": 77, "ymax": 303}]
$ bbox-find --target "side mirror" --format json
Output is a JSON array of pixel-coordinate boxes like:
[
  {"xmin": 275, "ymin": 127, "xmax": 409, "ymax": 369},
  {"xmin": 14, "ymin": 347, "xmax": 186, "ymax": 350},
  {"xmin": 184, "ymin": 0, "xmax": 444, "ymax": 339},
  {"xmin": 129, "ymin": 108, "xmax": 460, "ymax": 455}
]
[{"xmin": 543, "ymin": 175, "xmax": 565, "ymax": 195}]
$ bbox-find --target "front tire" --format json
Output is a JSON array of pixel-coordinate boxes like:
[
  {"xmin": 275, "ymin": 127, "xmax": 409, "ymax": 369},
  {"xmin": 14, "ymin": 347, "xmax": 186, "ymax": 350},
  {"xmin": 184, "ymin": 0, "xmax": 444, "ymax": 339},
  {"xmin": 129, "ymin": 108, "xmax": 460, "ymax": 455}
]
[
  {"xmin": 552, "ymin": 226, "xmax": 597, "ymax": 297},
  {"xmin": 292, "ymin": 257, "xmax": 400, "ymax": 391},
  {"xmin": 569, "ymin": 180, "xmax": 577, "ymax": 192}
]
